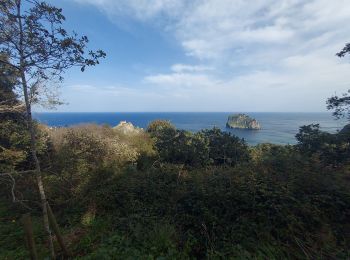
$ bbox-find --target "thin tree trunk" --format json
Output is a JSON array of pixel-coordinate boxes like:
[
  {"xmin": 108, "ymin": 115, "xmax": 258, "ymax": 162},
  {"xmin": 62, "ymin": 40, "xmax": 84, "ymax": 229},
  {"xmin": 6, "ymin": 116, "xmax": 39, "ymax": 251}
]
[
  {"xmin": 21, "ymin": 73, "xmax": 55, "ymax": 259},
  {"xmin": 48, "ymin": 204, "xmax": 71, "ymax": 257},
  {"xmin": 16, "ymin": 1, "xmax": 55, "ymax": 259}
]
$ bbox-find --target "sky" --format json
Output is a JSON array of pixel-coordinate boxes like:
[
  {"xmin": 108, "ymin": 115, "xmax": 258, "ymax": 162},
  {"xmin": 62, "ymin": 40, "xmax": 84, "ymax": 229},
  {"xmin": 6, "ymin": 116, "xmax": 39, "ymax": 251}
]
[{"xmin": 41, "ymin": 0, "xmax": 350, "ymax": 112}]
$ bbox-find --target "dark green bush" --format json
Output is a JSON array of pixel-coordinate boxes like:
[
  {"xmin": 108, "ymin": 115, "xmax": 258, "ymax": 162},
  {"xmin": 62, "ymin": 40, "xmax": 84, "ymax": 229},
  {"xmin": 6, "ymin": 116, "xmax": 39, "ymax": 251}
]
[
  {"xmin": 148, "ymin": 121, "xmax": 249, "ymax": 167},
  {"xmin": 200, "ymin": 127, "xmax": 250, "ymax": 166},
  {"xmin": 68, "ymin": 161, "xmax": 350, "ymax": 259}
]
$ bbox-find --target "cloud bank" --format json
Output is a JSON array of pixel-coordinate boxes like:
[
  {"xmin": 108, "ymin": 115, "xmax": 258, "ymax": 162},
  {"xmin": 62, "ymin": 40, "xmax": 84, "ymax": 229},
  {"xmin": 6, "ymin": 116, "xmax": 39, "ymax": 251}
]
[{"xmin": 70, "ymin": 0, "xmax": 350, "ymax": 112}]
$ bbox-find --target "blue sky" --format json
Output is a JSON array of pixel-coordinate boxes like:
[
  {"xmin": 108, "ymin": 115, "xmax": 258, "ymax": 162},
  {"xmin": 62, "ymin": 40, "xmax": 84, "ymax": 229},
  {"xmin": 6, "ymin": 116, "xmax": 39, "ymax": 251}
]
[{"xmin": 42, "ymin": 0, "xmax": 350, "ymax": 112}]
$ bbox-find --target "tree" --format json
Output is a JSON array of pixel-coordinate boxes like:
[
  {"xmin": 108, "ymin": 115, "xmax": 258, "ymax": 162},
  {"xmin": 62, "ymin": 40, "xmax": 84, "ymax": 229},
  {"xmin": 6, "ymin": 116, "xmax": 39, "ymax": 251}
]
[
  {"xmin": 336, "ymin": 43, "xmax": 350, "ymax": 58},
  {"xmin": 147, "ymin": 121, "xmax": 210, "ymax": 167},
  {"xmin": 0, "ymin": 0, "xmax": 105, "ymax": 257},
  {"xmin": 327, "ymin": 43, "xmax": 350, "ymax": 119},
  {"xmin": 0, "ymin": 54, "xmax": 29, "ymax": 172},
  {"xmin": 327, "ymin": 90, "xmax": 350, "ymax": 120},
  {"xmin": 147, "ymin": 120, "xmax": 176, "ymax": 135},
  {"xmin": 201, "ymin": 128, "xmax": 249, "ymax": 166},
  {"xmin": 295, "ymin": 124, "xmax": 331, "ymax": 154},
  {"xmin": 0, "ymin": 53, "xmax": 23, "ymax": 113},
  {"xmin": 296, "ymin": 124, "xmax": 350, "ymax": 166}
]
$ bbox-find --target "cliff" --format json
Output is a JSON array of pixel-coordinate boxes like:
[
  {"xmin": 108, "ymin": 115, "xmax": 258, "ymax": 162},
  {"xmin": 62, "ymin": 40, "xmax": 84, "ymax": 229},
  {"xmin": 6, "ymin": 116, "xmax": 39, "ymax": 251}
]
[{"xmin": 226, "ymin": 114, "xmax": 261, "ymax": 130}]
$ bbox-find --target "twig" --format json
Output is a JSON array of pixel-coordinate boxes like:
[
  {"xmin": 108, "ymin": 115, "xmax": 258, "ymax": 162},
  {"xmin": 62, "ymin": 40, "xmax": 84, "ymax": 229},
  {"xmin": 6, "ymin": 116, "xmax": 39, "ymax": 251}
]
[{"xmin": 0, "ymin": 172, "xmax": 34, "ymax": 210}]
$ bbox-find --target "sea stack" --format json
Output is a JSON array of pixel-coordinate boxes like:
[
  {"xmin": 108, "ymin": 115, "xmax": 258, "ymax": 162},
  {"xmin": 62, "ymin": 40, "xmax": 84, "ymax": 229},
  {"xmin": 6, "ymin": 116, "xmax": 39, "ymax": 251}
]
[{"xmin": 226, "ymin": 114, "xmax": 261, "ymax": 130}]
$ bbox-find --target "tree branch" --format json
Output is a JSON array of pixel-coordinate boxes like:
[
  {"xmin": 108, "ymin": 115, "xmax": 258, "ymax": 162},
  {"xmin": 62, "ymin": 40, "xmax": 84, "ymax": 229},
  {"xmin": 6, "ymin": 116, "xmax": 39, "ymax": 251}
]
[
  {"xmin": 0, "ymin": 58, "xmax": 20, "ymax": 70},
  {"xmin": 0, "ymin": 171, "xmax": 34, "ymax": 210}
]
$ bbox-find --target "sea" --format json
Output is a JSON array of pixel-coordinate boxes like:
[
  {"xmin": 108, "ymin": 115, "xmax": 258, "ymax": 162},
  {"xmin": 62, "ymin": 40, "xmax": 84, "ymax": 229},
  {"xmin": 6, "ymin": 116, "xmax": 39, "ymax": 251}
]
[{"xmin": 33, "ymin": 112, "xmax": 347, "ymax": 145}]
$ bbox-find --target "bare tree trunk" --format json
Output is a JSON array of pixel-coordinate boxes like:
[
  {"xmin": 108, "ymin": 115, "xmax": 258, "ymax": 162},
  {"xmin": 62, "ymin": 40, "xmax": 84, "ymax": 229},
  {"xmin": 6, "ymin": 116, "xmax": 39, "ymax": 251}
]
[
  {"xmin": 16, "ymin": 1, "xmax": 55, "ymax": 259},
  {"xmin": 48, "ymin": 204, "xmax": 71, "ymax": 257}
]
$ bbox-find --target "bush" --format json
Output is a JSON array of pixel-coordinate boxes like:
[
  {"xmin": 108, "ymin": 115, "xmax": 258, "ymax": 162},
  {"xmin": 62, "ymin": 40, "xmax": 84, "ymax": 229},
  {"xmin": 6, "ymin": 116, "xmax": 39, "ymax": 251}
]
[
  {"xmin": 147, "ymin": 119, "xmax": 176, "ymax": 135},
  {"xmin": 2, "ymin": 118, "xmax": 350, "ymax": 259},
  {"xmin": 46, "ymin": 124, "xmax": 156, "ymax": 208},
  {"xmin": 68, "ymin": 163, "xmax": 350, "ymax": 259},
  {"xmin": 148, "ymin": 121, "xmax": 249, "ymax": 167},
  {"xmin": 200, "ymin": 128, "xmax": 250, "ymax": 166}
]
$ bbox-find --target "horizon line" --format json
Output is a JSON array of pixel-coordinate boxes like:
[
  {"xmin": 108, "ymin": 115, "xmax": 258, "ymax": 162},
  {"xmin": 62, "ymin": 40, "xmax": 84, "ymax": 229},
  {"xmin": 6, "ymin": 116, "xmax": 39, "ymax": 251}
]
[{"xmin": 33, "ymin": 111, "xmax": 332, "ymax": 113}]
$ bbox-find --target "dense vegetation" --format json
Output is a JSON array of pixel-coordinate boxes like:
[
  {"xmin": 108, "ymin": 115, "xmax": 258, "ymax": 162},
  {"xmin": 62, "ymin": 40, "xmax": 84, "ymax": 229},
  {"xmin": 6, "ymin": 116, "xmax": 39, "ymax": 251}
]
[
  {"xmin": 1, "ymin": 0, "xmax": 350, "ymax": 259},
  {"xmin": 1, "ymin": 111, "xmax": 350, "ymax": 258}
]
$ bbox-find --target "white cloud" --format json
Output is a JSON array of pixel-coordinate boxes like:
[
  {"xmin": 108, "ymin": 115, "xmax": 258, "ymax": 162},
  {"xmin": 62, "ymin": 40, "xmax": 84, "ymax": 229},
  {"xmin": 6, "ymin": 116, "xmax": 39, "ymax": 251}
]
[
  {"xmin": 170, "ymin": 64, "xmax": 213, "ymax": 73},
  {"xmin": 70, "ymin": 0, "xmax": 350, "ymax": 111},
  {"xmin": 73, "ymin": 0, "xmax": 187, "ymax": 20},
  {"xmin": 72, "ymin": 0, "xmax": 350, "ymax": 58},
  {"xmin": 72, "ymin": 0, "xmax": 350, "ymax": 62},
  {"xmin": 145, "ymin": 72, "xmax": 216, "ymax": 89}
]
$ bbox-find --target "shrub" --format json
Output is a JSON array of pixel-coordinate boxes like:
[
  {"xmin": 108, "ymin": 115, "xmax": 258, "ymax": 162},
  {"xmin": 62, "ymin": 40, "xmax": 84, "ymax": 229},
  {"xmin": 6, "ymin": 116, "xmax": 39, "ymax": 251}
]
[
  {"xmin": 200, "ymin": 128, "xmax": 250, "ymax": 166},
  {"xmin": 47, "ymin": 124, "xmax": 156, "ymax": 207},
  {"xmin": 148, "ymin": 122, "xmax": 249, "ymax": 167},
  {"xmin": 69, "ymin": 164, "xmax": 350, "ymax": 259},
  {"xmin": 146, "ymin": 119, "xmax": 175, "ymax": 135}
]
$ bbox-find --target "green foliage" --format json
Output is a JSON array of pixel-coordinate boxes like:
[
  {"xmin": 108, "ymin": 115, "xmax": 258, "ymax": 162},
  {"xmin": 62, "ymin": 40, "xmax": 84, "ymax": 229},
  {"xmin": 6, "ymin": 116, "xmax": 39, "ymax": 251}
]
[
  {"xmin": 0, "ymin": 0, "xmax": 106, "ymax": 83},
  {"xmin": 0, "ymin": 53, "xmax": 27, "ymax": 172},
  {"xmin": 0, "ymin": 202, "xmax": 49, "ymax": 259},
  {"xmin": 115, "ymin": 126, "xmax": 157, "ymax": 170},
  {"xmin": 46, "ymin": 124, "xmax": 156, "ymax": 209},
  {"xmin": 0, "ymin": 53, "xmax": 51, "ymax": 172},
  {"xmin": 0, "ymin": 202, "xmax": 28, "ymax": 259},
  {"xmin": 201, "ymin": 128, "xmax": 250, "ymax": 166},
  {"xmin": 250, "ymin": 143, "xmax": 299, "ymax": 173},
  {"xmin": 148, "ymin": 120, "xmax": 210, "ymax": 167},
  {"xmin": 79, "ymin": 221, "xmax": 190, "ymax": 260},
  {"xmin": 148, "ymin": 121, "xmax": 249, "ymax": 167},
  {"xmin": 159, "ymin": 130, "xmax": 210, "ymax": 167},
  {"xmin": 2, "ymin": 116, "xmax": 350, "ymax": 259},
  {"xmin": 2, "ymin": 118, "xmax": 350, "ymax": 259},
  {"xmin": 328, "ymin": 45, "xmax": 350, "ymax": 119},
  {"xmin": 296, "ymin": 124, "xmax": 330, "ymax": 153},
  {"xmin": 327, "ymin": 90, "xmax": 350, "ymax": 120},
  {"xmin": 0, "ymin": 53, "xmax": 18, "ymax": 107},
  {"xmin": 296, "ymin": 124, "xmax": 350, "ymax": 166},
  {"xmin": 147, "ymin": 119, "xmax": 176, "ymax": 135},
  {"xmin": 0, "ymin": 118, "xmax": 29, "ymax": 172},
  {"xmin": 62, "ymin": 162, "xmax": 350, "ymax": 259},
  {"xmin": 0, "ymin": 121, "xmax": 51, "ymax": 172},
  {"xmin": 226, "ymin": 113, "xmax": 261, "ymax": 129},
  {"xmin": 0, "ymin": 120, "xmax": 51, "ymax": 172}
]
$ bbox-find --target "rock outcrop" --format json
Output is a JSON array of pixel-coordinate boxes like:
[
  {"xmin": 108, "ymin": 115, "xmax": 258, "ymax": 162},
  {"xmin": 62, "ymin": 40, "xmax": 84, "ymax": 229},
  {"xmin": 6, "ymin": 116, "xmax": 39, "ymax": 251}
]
[
  {"xmin": 226, "ymin": 114, "xmax": 261, "ymax": 130},
  {"xmin": 113, "ymin": 121, "xmax": 143, "ymax": 135}
]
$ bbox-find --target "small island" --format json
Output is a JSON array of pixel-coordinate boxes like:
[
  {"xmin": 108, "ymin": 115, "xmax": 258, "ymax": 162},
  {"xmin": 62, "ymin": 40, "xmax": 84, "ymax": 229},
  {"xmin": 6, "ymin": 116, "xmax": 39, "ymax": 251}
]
[{"xmin": 226, "ymin": 114, "xmax": 261, "ymax": 130}]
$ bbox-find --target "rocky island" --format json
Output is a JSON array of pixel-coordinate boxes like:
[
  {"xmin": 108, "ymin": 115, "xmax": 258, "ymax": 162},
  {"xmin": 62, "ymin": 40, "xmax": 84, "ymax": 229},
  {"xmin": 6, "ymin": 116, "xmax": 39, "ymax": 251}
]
[{"xmin": 226, "ymin": 114, "xmax": 261, "ymax": 130}]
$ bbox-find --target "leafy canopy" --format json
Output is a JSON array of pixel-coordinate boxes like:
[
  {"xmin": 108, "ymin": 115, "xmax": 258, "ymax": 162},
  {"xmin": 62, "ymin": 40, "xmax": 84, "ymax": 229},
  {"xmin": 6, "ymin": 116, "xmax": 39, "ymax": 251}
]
[
  {"xmin": 327, "ymin": 43, "xmax": 350, "ymax": 120},
  {"xmin": 0, "ymin": 0, "xmax": 106, "ymax": 107}
]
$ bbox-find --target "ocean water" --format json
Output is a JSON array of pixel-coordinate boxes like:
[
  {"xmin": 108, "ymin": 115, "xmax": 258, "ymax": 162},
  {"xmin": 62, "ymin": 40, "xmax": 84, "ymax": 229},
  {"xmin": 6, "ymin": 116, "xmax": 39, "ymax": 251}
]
[{"xmin": 33, "ymin": 112, "xmax": 347, "ymax": 145}]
